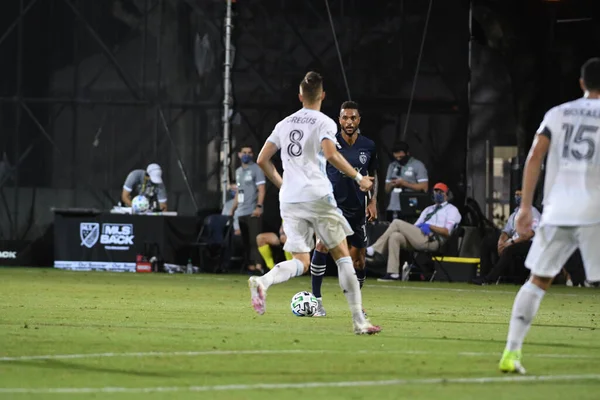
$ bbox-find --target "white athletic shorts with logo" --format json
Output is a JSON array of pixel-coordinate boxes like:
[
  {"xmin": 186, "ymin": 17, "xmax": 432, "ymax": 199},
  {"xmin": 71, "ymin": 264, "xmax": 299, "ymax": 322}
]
[
  {"xmin": 280, "ymin": 195, "xmax": 353, "ymax": 253},
  {"xmin": 525, "ymin": 223, "xmax": 600, "ymax": 281}
]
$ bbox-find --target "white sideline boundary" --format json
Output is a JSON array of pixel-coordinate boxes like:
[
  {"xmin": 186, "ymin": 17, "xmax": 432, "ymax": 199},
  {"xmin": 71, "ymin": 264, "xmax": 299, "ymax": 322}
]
[
  {"xmin": 0, "ymin": 374, "xmax": 598, "ymax": 394},
  {"xmin": 1, "ymin": 348, "xmax": 598, "ymax": 362}
]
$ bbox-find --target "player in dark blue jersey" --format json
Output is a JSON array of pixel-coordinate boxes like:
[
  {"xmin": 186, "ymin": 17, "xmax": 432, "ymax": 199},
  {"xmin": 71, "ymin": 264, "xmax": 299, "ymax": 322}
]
[{"xmin": 310, "ymin": 101, "xmax": 378, "ymax": 317}]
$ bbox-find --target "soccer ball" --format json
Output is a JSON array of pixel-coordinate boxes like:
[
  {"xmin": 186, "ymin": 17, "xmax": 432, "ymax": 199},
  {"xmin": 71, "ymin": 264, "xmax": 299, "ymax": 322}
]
[
  {"xmin": 290, "ymin": 291, "xmax": 319, "ymax": 317},
  {"xmin": 131, "ymin": 195, "xmax": 150, "ymax": 214}
]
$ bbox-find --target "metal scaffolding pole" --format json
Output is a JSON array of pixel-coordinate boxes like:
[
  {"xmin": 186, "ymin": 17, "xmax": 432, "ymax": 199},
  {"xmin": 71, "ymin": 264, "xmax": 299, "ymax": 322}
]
[
  {"xmin": 13, "ymin": 0, "xmax": 25, "ymax": 239},
  {"xmin": 221, "ymin": 0, "xmax": 234, "ymax": 207}
]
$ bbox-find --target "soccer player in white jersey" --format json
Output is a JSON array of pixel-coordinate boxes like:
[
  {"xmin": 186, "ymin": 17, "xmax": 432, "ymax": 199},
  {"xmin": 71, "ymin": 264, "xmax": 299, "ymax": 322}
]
[
  {"xmin": 248, "ymin": 71, "xmax": 382, "ymax": 335},
  {"xmin": 499, "ymin": 58, "xmax": 600, "ymax": 373}
]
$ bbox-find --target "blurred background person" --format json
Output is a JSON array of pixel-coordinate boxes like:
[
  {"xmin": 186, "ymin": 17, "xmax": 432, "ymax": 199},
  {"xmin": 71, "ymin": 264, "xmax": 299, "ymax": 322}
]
[
  {"xmin": 384, "ymin": 141, "xmax": 428, "ymax": 221},
  {"xmin": 229, "ymin": 144, "xmax": 266, "ymax": 274},
  {"xmin": 121, "ymin": 163, "xmax": 167, "ymax": 211}
]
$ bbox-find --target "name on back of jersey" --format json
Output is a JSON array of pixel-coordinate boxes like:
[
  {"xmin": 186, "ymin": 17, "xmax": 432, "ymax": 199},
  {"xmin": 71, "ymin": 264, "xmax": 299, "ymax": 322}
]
[
  {"xmin": 563, "ymin": 108, "xmax": 600, "ymax": 118},
  {"xmin": 286, "ymin": 116, "xmax": 317, "ymax": 124}
]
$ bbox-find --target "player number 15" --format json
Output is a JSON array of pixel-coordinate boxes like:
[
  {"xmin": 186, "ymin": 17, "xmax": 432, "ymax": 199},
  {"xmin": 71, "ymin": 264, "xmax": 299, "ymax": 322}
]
[{"xmin": 562, "ymin": 123, "xmax": 598, "ymax": 160}]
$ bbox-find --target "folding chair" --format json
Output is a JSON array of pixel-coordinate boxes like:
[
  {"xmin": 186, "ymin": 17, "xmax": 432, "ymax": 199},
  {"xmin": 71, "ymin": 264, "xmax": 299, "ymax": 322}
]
[
  {"xmin": 193, "ymin": 214, "xmax": 235, "ymax": 273},
  {"xmin": 412, "ymin": 225, "xmax": 467, "ymax": 282}
]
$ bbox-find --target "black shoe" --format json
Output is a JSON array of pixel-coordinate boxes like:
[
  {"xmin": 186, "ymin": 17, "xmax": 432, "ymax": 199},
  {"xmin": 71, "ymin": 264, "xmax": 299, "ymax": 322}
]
[
  {"xmin": 470, "ymin": 277, "xmax": 488, "ymax": 286},
  {"xmin": 377, "ymin": 273, "xmax": 400, "ymax": 282},
  {"xmin": 366, "ymin": 251, "xmax": 386, "ymax": 266}
]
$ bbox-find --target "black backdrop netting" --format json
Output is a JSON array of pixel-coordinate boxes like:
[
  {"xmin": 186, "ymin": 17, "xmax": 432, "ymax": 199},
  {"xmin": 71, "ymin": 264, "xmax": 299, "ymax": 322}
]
[{"xmin": 0, "ymin": 0, "xmax": 469, "ymax": 242}]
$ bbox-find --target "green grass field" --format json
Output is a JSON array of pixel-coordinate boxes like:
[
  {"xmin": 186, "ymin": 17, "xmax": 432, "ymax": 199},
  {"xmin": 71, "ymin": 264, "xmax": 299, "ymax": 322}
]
[{"xmin": 1, "ymin": 268, "xmax": 599, "ymax": 399}]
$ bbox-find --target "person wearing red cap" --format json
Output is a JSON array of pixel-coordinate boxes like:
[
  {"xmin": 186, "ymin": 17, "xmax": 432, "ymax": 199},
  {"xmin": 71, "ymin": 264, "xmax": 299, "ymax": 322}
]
[{"xmin": 366, "ymin": 182, "xmax": 462, "ymax": 281}]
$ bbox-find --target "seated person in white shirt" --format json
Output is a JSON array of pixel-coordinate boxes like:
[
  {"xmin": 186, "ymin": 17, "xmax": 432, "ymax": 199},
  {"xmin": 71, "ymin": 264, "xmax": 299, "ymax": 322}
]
[
  {"xmin": 121, "ymin": 163, "xmax": 167, "ymax": 211},
  {"xmin": 471, "ymin": 189, "xmax": 541, "ymax": 285},
  {"xmin": 366, "ymin": 182, "xmax": 462, "ymax": 281}
]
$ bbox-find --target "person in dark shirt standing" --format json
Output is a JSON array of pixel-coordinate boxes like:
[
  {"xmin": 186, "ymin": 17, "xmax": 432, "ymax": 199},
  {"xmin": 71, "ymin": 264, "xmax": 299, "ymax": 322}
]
[{"xmin": 310, "ymin": 101, "xmax": 378, "ymax": 316}]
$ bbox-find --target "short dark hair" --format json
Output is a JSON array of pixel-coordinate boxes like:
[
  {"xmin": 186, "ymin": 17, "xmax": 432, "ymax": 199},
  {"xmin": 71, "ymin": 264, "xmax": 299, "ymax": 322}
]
[
  {"xmin": 392, "ymin": 141, "xmax": 409, "ymax": 153},
  {"xmin": 239, "ymin": 144, "xmax": 253, "ymax": 151},
  {"xmin": 340, "ymin": 101, "xmax": 360, "ymax": 113},
  {"xmin": 581, "ymin": 58, "xmax": 600, "ymax": 91},
  {"xmin": 300, "ymin": 71, "xmax": 323, "ymax": 103}
]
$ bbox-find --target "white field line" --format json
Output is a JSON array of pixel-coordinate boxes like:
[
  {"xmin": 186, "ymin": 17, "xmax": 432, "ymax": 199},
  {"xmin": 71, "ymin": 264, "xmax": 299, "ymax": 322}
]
[
  {"xmin": 1, "ymin": 348, "xmax": 598, "ymax": 362},
  {"xmin": 0, "ymin": 374, "xmax": 599, "ymax": 394},
  {"xmin": 202, "ymin": 276, "xmax": 590, "ymax": 297}
]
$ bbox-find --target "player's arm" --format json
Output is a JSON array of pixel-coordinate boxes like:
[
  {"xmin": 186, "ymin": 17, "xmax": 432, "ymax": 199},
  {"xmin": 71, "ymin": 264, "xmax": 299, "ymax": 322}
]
[
  {"xmin": 121, "ymin": 189, "xmax": 133, "ymax": 207},
  {"xmin": 521, "ymin": 134, "xmax": 550, "ymax": 209},
  {"xmin": 229, "ymin": 186, "xmax": 239, "ymax": 216},
  {"xmin": 257, "ymin": 141, "xmax": 283, "ymax": 189},
  {"xmin": 498, "ymin": 231, "xmax": 509, "ymax": 245},
  {"xmin": 384, "ymin": 164, "xmax": 396, "ymax": 194},
  {"xmin": 367, "ymin": 149, "xmax": 378, "ymax": 203},
  {"xmin": 121, "ymin": 171, "xmax": 136, "ymax": 206},
  {"xmin": 322, "ymin": 139, "xmax": 372, "ymax": 191},
  {"xmin": 513, "ymin": 230, "xmax": 534, "ymax": 243},
  {"xmin": 401, "ymin": 180, "xmax": 428, "ymax": 192},
  {"xmin": 157, "ymin": 184, "xmax": 168, "ymax": 211},
  {"xmin": 429, "ymin": 225, "xmax": 450, "ymax": 238},
  {"xmin": 429, "ymin": 207, "xmax": 461, "ymax": 238}
]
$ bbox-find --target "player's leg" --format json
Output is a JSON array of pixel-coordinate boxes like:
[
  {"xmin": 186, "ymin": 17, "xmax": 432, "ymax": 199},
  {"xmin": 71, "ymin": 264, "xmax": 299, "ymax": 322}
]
[
  {"xmin": 279, "ymin": 233, "xmax": 293, "ymax": 260},
  {"xmin": 247, "ymin": 215, "xmax": 263, "ymax": 273},
  {"xmin": 256, "ymin": 232, "xmax": 280, "ymax": 270},
  {"xmin": 248, "ymin": 207, "xmax": 313, "ymax": 315},
  {"xmin": 315, "ymin": 198, "xmax": 381, "ymax": 334},
  {"xmin": 576, "ymin": 222, "xmax": 600, "ymax": 283},
  {"xmin": 366, "ymin": 219, "xmax": 405, "ymax": 259},
  {"xmin": 311, "ymin": 239, "xmax": 329, "ymax": 316},
  {"xmin": 350, "ymin": 246, "xmax": 367, "ymax": 287},
  {"xmin": 348, "ymin": 218, "xmax": 368, "ymax": 288},
  {"xmin": 499, "ymin": 225, "xmax": 576, "ymax": 374},
  {"xmin": 377, "ymin": 232, "xmax": 408, "ymax": 281}
]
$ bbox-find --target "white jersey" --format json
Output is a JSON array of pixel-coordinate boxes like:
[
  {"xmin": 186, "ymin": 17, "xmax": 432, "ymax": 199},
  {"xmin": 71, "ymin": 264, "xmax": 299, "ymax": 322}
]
[
  {"xmin": 267, "ymin": 108, "xmax": 338, "ymax": 203},
  {"xmin": 537, "ymin": 97, "xmax": 600, "ymax": 225}
]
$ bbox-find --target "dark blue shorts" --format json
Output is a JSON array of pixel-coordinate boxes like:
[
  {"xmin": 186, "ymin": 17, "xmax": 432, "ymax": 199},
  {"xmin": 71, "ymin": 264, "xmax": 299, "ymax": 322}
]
[{"xmin": 342, "ymin": 211, "xmax": 368, "ymax": 249}]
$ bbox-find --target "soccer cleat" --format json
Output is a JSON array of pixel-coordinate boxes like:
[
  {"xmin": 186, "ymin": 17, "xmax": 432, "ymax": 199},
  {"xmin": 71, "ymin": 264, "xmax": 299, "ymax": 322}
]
[
  {"xmin": 353, "ymin": 321, "xmax": 382, "ymax": 335},
  {"xmin": 499, "ymin": 349, "xmax": 526, "ymax": 374},
  {"xmin": 248, "ymin": 276, "xmax": 266, "ymax": 315},
  {"xmin": 401, "ymin": 262, "xmax": 411, "ymax": 281},
  {"xmin": 313, "ymin": 299, "xmax": 327, "ymax": 317}
]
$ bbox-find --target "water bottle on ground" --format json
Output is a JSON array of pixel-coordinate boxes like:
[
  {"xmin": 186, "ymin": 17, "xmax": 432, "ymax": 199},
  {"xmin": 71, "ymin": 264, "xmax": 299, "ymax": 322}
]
[{"xmin": 186, "ymin": 258, "xmax": 193, "ymax": 274}]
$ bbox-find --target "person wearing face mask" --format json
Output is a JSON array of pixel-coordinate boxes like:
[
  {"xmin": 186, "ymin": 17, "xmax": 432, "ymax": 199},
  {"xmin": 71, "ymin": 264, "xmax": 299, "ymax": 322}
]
[
  {"xmin": 384, "ymin": 141, "xmax": 429, "ymax": 221},
  {"xmin": 230, "ymin": 144, "xmax": 266, "ymax": 273},
  {"xmin": 221, "ymin": 184, "xmax": 240, "ymax": 234},
  {"xmin": 365, "ymin": 182, "xmax": 462, "ymax": 281},
  {"xmin": 471, "ymin": 189, "xmax": 541, "ymax": 286}
]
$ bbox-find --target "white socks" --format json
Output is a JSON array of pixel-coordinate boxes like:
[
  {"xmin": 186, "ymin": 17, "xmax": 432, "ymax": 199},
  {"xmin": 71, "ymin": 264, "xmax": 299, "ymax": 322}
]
[
  {"xmin": 366, "ymin": 247, "xmax": 374, "ymax": 257},
  {"xmin": 336, "ymin": 256, "xmax": 366, "ymax": 324},
  {"xmin": 506, "ymin": 281, "xmax": 546, "ymax": 352},
  {"xmin": 260, "ymin": 259, "xmax": 304, "ymax": 290}
]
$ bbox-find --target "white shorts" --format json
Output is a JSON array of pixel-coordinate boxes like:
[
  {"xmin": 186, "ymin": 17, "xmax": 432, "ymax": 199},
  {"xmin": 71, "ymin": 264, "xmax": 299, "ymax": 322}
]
[
  {"xmin": 525, "ymin": 223, "xmax": 600, "ymax": 281},
  {"xmin": 280, "ymin": 195, "xmax": 353, "ymax": 253}
]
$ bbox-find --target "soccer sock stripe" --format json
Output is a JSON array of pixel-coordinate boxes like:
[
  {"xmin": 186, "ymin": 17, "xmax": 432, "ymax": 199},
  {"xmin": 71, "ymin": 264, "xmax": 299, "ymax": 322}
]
[
  {"xmin": 356, "ymin": 268, "xmax": 366, "ymax": 289},
  {"xmin": 310, "ymin": 264, "xmax": 326, "ymax": 276},
  {"xmin": 258, "ymin": 245, "xmax": 275, "ymax": 269},
  {"xmin": 310, "ymin": 250, "xmax": 328, "ymax": 299},
  {"xmin": 311, "ymin": 264, "xmax": 326, "ymax": 298}
]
